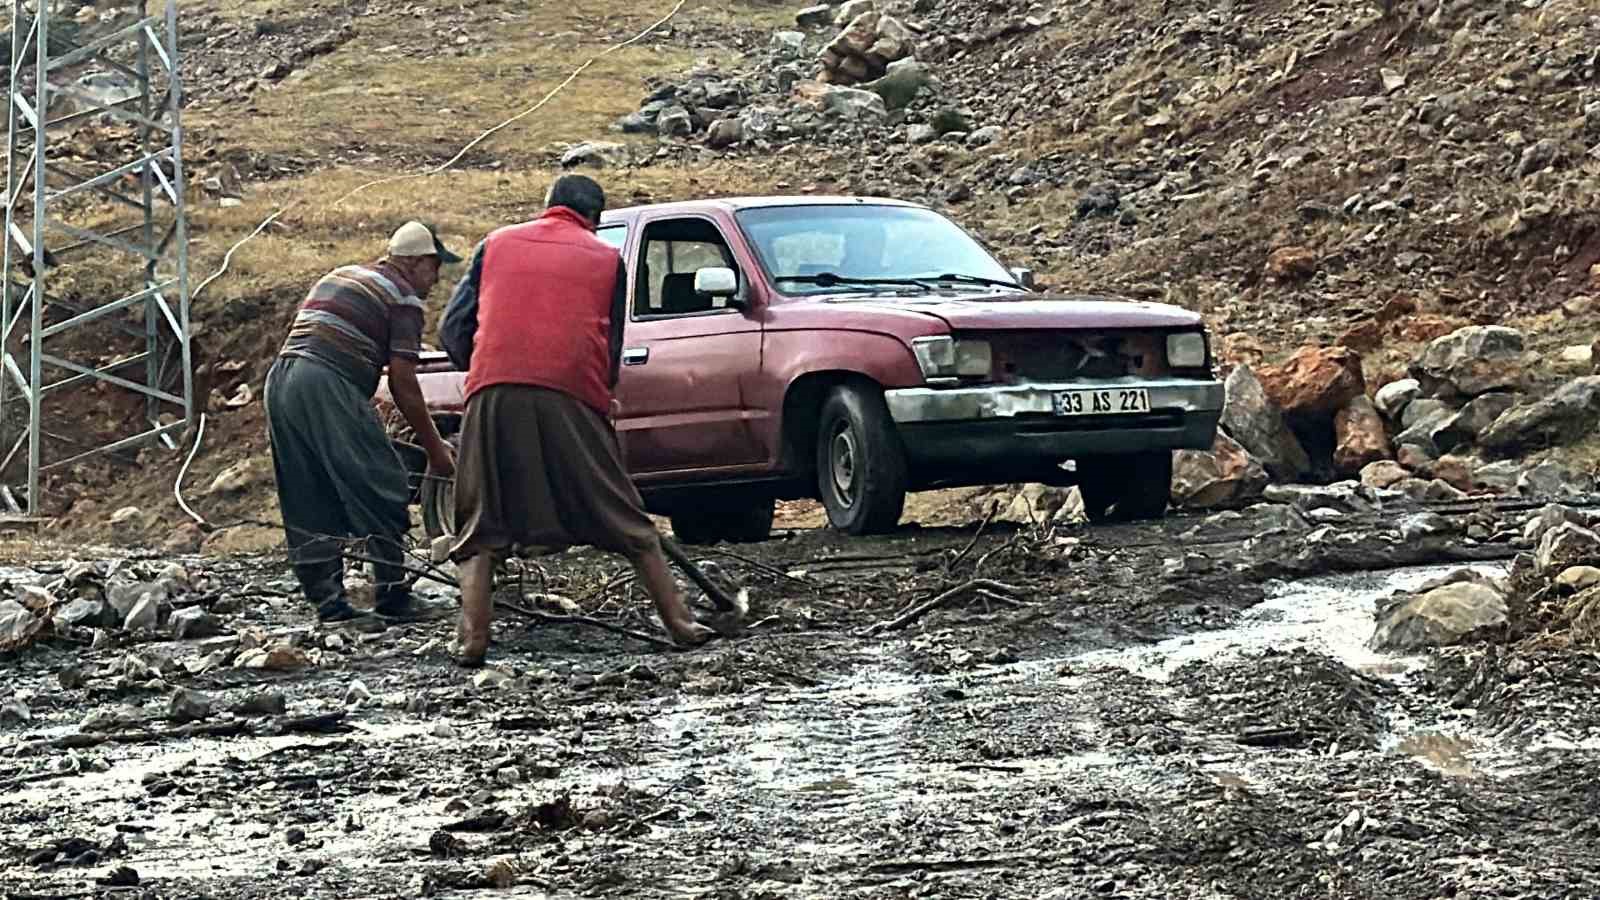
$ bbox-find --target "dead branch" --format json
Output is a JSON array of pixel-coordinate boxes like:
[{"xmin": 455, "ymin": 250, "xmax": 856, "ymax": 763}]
[
  {"xmin": 704, "ymin": 546, "xmax": 816, "ymax": 588},
  {"xmin": 946, "ymin": 503, "xmax": 999, "ymax": 574},
  {"xmin": 495, "ymin": 597, "xmax": 681, "ymax": 651},
  {"xmin": 864, "ymin": 580, "xmax": 1025, "ymax": 635}
]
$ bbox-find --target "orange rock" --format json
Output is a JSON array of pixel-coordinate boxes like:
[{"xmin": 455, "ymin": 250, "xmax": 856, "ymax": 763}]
[
  {"xmin": 1393, "ymin": 314, "xmax": 1469, "ymax": 343},
  {"xmin": 1429, "ymin": 454, "xmax": 1479, "ymax": 492},
  {"xmin": 1171, "ymin": 431, "xmax": 1268, "ymax": 508},
  {"xmin": 1219, "ymin": 332, "xmax": 1269, "ymax": 367},
  {"xmin": 1333, "ymin": 395, "xmax": 1393, "ymax": 475},
  {"xmin": 1265, "ymin": 246, "xmax": 1319, "ymax": 282},
  {"xmin": 1258, "ymin": 345, "xmax": 1367, "ymax": 418},
  {"xmin": 1337, "ymin": 319, "xmax": 1384, "ymax": 353}
]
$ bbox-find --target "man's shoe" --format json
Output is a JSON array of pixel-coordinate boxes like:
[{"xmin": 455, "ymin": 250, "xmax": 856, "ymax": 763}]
[{"xmin": 317, "ymin": 598, "xmax": 384, "ymax": 631}]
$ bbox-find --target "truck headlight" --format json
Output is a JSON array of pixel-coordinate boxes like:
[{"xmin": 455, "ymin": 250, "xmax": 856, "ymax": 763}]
[
  {"xmin": 912, "ymin": 336, "xmax": 992, "ymax": 379},
  {"xmin": 1166, "ymin": 332, "xmax": 1208, "ymax": 368}
]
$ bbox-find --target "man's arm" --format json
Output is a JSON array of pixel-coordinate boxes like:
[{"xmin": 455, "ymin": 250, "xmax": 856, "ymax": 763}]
[
  {"xmin": 387, "ymin": 356, "xmax": 454, "ymax": 475},
  {"xmin": 440, "ymin": 241, "xmax": 485, "ymax": 372},
  {"xmin": 607, "ymin": 256, "xmax": 627, "ymax": 390}
]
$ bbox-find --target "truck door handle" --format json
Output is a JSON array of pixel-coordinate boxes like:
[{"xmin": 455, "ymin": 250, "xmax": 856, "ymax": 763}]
[{"xmin": 622, "ymin": 347, "xmax": 649, "ymax": 366}]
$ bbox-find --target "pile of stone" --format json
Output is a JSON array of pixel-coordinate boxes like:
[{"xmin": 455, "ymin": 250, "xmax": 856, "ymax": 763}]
[
  {"xmin": 808, "ymin": 4, "xmax": 917, "ymax": 87},
  {"xmin": 0, "ymin": 560, "xmax": 224, "ymax": 651}
]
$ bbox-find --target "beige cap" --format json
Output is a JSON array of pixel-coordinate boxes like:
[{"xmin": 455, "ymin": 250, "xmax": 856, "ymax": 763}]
[{"xmin": 387, "ymin": 220, "xmax": 462, "ymax": 263}]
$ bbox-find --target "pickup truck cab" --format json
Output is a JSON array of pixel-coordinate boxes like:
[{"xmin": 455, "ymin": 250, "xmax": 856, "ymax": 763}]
[{"xmin": 391, "ymin": 195, "xmax": 1224, "ymax": 544}]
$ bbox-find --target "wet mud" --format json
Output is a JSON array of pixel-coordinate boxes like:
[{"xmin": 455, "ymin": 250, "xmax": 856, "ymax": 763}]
[{"xmin": 4, "ymin": 500, "xmax": 1599, "ymax": 898}]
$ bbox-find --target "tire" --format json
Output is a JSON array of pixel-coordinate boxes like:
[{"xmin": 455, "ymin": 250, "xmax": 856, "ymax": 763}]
[
  {"xmin": 670, "ymin": 494, "xmax": 775, "ymax": 545},
  {"xmin": 1077, "ymin": 451, "xmax": 1173, "ymax": 523},
  {"xmin": 421, "ymin": 476, "xmax": 455, "ymax": 540},
  {"xmin": 815, "ymin": 384, "xmax": 908, "ymax": 535}
]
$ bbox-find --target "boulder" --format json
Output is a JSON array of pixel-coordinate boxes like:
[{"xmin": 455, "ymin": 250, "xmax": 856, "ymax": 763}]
[
  {"xmin": 1397, "ymin": 443, "xmax": 1438, "ymax": 471},
  {"xmin": 1535, "ymin": 522, "xmax": 1600, "ymax": 575},
  {"xmin": 1524, "ymin": 504, "xmax": 1590, "ymax": 546},
  {"xmin": 1429, "ymin": 392, "xmax": 1519, "ymax": 454},
  {"xmin": 1257, "ymin": 346, "xmax": 1366, "ymax": 418},
  {"xmin": 795, "ymin": 5, "xmax": 832, "ymax": 27},
  {"xmin": 559, "ymin": 141, "xmax": 630, "ymax": 169},
  {"xmin": 168, "ymin": 689, "xmax": 212, "ymax": 724},
  {"xmin": 706, "ymin": 118, "xmax": 744, "ymax": 149},
  {"xmin": 771, "ymin": 31, "xmax": 807, "ymax": 57},
  {"xmin": 1265, "ymin": 246, "xmax": 1318, "ymax": 281},
  {"xmin": 835, "ymin": 0, "xmax": 876, "ymax": 25},
  {"xmin": 1472, "ymin": 460, "xmax": 1524, "ymax": 494},
  {"xmin": 1480, "ymin": 377, "xmax": 1600, "ymax": 457},
  {"xmin": 656, "ymin": 104, "xmax": 694, "ymax": 137},
  {"xmin": 1360, "ymin": 460, "xmax": 1411, "ymax": 490},
  {"xmin": 1374, "ymin": 378, "xmax": 1421, "ymax": 420},
  {"xmin": 1333, "ymin": 396, "xmax": 1392, "ymax": 476},
  {"xmin": 59, "ymin": 598, "xmax": 110, "ymax": 628},
  {"xmin": 1220, "ymin": 365, "xmax": 1312, "ymax": 480},
  {"xmin": 1401, "ymin": 398, "xmax": 1452, "ymax": 429},
  {"xmin": 1411, "ymin": 326, "xmax": 1525, "ymax": 399},
  {"xmin": 170, "ymin": 607, "xmax": 223, "ymax": 640},
  {"xmin": 123, "ymin": 593, "xmax": 159, "ymax": 632},
  {"xmin": 1170, "ymin": 431, "xmax": 1268, "ymax": 509},
  {"xmin": 1557, "ymin": 566, "xmax": 1600, "ymax": 593},
  {"xmin": 965, "ymin": 125, "xmax": 1004, "ymax": 147},
  {"xmin": 1368, "ymin": 570, "xmax": 1508, "ymax": 651},
  {"xmin": 1429, "ymin": 455, "xmax": 1479, "ymax": 492},
  {"xmin": 0, "ymin": 599, "xmax": 37, "ymax": 641},
  {"xmin": 1394, "ymin": 478, "xmax": 1468, "ymax": 502},
  {"xmin": 1517, "ymin": 459, "xmax": 1597, "ymax": 499},
  {"xmin": 862, "ymin": 59, "xmax": 932, "ymax": 112},
  {"xmin": 906, "ymin": 123, "xmax": 937, "ymax": 144},
  {"xmin": 1262, "ymin": 481, "xmax": 1375, "ymax": 514},
  {"xmin": 1393, "ymin": 404, "xmax": 1455, "ymax": 457},
  {"xmin": 798, "ymin": 83, "xmax": 888, "ymax": 120}
]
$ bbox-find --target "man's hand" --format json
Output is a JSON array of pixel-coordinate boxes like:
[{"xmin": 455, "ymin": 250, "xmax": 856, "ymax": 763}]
[{"xmin": 388, "ymin": 356, "xmax": 455, "ymax": 481}]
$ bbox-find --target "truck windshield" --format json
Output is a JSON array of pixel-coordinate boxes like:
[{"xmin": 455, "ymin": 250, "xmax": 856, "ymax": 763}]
[{"xmin": 735, "ymin": 205, "xmax": 1019, "ymax": 296}]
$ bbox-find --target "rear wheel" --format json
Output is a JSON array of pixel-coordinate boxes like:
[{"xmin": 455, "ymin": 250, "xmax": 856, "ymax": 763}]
[
  {"xmin": 815, "ymin": 384, "xmax": 907, "ymax": 535},
  {"xmin": 669, "ymin": 494, "xmax": 775, "ymax": 545},
  {"xmin": 1077, "ymin": 452, "xmax": 1172, "ymax": 523}
]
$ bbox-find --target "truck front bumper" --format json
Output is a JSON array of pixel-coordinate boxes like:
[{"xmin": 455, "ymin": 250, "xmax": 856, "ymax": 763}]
[{"xmin": 883, "ymin": 378, "xmax": 1225, "ymax": 464}]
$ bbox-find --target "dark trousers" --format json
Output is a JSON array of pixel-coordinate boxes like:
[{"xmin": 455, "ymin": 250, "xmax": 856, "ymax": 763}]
[{"xmin": 264, "ymin": 355, "xmax": 411, "ymax": 611}]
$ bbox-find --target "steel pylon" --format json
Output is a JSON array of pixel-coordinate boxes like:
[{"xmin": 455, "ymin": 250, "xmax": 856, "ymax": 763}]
[{"xmin": 1, "ymin": 0, "xmax": 191, "ymax": 519}]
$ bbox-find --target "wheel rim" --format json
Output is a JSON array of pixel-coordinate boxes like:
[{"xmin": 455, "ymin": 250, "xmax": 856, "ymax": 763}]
[{"xmin": 829, "ymin": 425, "xmax": 858, "ymax": 508}]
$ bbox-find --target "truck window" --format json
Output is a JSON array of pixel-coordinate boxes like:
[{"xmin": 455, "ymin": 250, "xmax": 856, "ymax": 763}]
[
  {"xmin": 596, "ymin": 224, "xmax": 627, "ymax": 251},
  {"xmin": 634, "ymin": 217, "xmax": 739, "ymax": 318}
]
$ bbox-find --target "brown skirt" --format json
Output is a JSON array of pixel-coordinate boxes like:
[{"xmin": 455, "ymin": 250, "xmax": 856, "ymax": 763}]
[{"xmin": 448, "ymin": 384, "xmax": 661, "ymax": 562}]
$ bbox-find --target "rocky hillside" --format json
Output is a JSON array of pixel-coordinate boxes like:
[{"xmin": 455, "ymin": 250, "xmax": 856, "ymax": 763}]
[{"xmin": 10, "ymin": 0, "xmax": 1600, "ymax": 548}]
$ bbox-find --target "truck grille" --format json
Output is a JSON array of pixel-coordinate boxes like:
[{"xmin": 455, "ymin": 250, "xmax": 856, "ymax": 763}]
[{"xmin": 976, "ymin": 330, "xmax": 1169, "ymax": 382}]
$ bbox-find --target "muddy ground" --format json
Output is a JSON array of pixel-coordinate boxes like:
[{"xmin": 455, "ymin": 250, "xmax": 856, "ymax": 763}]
[{"xmin": 4, "ymin": 498, "xmax": 1600, "ymax": 899}]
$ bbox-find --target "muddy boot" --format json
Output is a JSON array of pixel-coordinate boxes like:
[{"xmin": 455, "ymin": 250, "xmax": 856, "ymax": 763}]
[
  {"xmin": 293, "ymin": 554, "xmax": 367, "ymax": 626},
  {"xmin": 368, "ymin": 535, "xmax": 421, "ymax": 621}
]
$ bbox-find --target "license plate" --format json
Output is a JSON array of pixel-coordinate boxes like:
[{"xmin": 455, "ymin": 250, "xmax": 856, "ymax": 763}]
[{"xmin": 1051, "ymin": 388, "xmax": 1151, "ymax": 416}]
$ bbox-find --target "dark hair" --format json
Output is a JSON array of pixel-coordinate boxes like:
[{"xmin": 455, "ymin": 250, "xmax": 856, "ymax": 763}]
[{"xmin": 546, "ymin": 174, "xmax": 606, "ymax": 223}]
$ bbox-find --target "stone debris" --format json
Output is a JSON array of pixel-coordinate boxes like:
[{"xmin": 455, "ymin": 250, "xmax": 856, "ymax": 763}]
[{"xmin": 1369, "ymin": 569, "xmax": 1508, "ymax": 651}]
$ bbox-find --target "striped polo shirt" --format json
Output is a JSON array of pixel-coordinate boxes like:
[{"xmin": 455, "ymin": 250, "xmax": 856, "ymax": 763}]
[{"xmin": 277, "ymin": 261, "xmax": 425, "ymax": 398}]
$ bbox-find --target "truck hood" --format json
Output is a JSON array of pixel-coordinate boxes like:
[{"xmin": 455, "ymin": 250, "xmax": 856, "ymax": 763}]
[{"xmin": 809, "ymin": 291, "xmax": 1204, "ymax": 331}]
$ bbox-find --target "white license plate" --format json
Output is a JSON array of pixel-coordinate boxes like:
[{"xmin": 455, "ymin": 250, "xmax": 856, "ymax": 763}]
[{"xmin": 1051, "ymin": 388, "xmax": 1151, "ymax": 416}]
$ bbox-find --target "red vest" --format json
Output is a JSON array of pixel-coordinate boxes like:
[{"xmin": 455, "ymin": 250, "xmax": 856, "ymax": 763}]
[{"xmin": 464, "ymin": 207, "xmax": 619, "ymax": 415}]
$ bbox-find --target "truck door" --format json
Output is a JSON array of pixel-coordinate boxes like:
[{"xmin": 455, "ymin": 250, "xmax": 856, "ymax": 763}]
[{"xmin": 613, "ymin": 214, "xmax": 766, "ymax": 476}]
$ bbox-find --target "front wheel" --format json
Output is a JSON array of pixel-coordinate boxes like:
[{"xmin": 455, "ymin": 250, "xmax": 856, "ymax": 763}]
[
  {"xmin": 1077, "ymin": 452, "xmax": 1172, "ymax": 523},
  {"xmin": 815, "ymin": 384, "xmax": 908, "ymax": 535}
]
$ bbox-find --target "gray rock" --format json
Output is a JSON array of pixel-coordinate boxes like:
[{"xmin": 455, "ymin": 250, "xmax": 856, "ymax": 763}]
[
  {"xmin": 107, "ymin": 581, "xmax": 165, "ymax": 618},
  {"xmin": 835, "ymin": 0, "xmax": 876, "ymax": 25},
  {"xmin": 1517, "ymin": 138, "xmax": 1559, "ymax": 177},
  {"xmin": 1398, "ymin": 513, "xmax": 1451, "ymax": 540},
  {"xmin": 168, "ymin": 689, "xmax": 212, "ymax": 724},
  {"xmin": 1480, "ymin": 377, "xmax": 1600, "ymax": 457},
  {"xmin": 559, "ymin": 141, "xmax": 629, "ymax": 168},
  {"xmin": 771, "ymin": 31, "xmax": 807, "ymax": 58},
  {"xmin": 613, "ymin": 112, "xmax": 651, "ymax": 134},
  {"xmin": 1221, "ymin": 365, "xmax": 1312, "ymax": 481},
  {"xmin": 1374, "ymin": 378, "xmax": 1421, "ymax": 420},
  {"xmin": 965, "ymin": 125, "xmax": 1004, "ymax": 147},
  {"xmin": 929, "ymin": 108, "xmax": 972, "ymax": 135},
  {"xmin": 656, "ymin": 104, "xmax": 695, "ymax": 137},
  {"xmin": 1536, "ymin": 522, "xmax": 1600, "ymax": 575},
  {"xmin": 235, "ymin": 691, "xmax": 288, "ymax": 717},
  {"xmin": 818, "ymin": 86, "xmax": 887, "ymax": 121},
  {"xmin": 706, "ymin": 118, "xmax": 744, "ymax": 149},
  {"xmin": 1412, "ymin": 326, "xmax": 1525, "ymax": 399},
  {"xmin": 1473, "ymin": 460, "xmax": 1524, "ymax": 494},
  {"xmin": 1401, "ymin": 398, "xmax": 1453, "ymax": 429},
  {"xmin": 1430, "ymin": 392, "xmax": 1519, "ymax": 454},
  {"xmin": 123, "ymin": 593, "xmax": 159, "ymax": 632},
  {"xmin": 1518, "ymin": 459, "xmax": 1597, "ymax": 499},
  {"xmin": 862, "ymin": 59, "xmax": 932, "ymax": 111},
  {"xmin": 1394, "ymin": 478, "xmax": 1468, "ymax": 502},
  {"xmin": 795, "ymin": 5, "xmax": 832, "ymax": 27},
  {"xmin": 1369, "ymin": 569, "xmax": 1508, "ymax": 651},
  {"xmin": 702, "ymin": 81, "xmax": 741, "ymax": 110},
  {"xmin": 169, "ymin": 607, "xmax": 222, "ymax": 640},
  {"xmin": 906, "ymin": 123, "xmax": 938, "ymax": 144},
  {"xmin": 1262, "ymin": 482, "xmax": 1375, "ymax": 514},
  {"xmin": 59, "ymin": 598, "xmax": 108, "ymax": 628},
  {"xmin": 1557, "ymin": 566, "xmax": 1600, "ymax": 593},
  {"xmin": 1525, "ymin": 504, "xmax": 1590, "ymax": 545}
]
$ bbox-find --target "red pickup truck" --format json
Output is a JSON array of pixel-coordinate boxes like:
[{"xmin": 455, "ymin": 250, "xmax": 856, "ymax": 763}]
[{"xmin": 384, "ymin": 196, "xmax": 1223, "ymax": 544}]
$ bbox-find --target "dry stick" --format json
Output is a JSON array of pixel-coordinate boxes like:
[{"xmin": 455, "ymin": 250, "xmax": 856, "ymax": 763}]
[
  {"xmin": 661, "ymin": 537, "xmax": 740, "ymax": 613},
  {"xmin": 864, "ymin": 579, "xmax": 1025, "ymax": 636},
  {"xmin": 704, "ymin": 546, "xmax": 816, "ymax": 588},
  {"xmin": 946, "ymin": 504, "xmax": 999, "ymax": 574},
  {"xmin": 496, "ymin": 595, "xmax": 679, "ymax": 651}
]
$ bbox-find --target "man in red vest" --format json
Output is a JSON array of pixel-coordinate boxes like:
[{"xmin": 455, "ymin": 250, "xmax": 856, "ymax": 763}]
[{"xmin": 439, "ymin": 174, "xmax": 714, "ymax": 667}]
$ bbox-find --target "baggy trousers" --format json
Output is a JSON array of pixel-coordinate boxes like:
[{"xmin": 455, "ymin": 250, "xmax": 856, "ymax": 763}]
[{"xmin": 264, "ymin": 355, "xmax": 412, "ymax": 612}]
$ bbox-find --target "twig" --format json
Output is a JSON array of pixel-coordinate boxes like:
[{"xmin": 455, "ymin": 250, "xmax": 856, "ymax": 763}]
[
  {"xmin": 973, "ymin": 529, "xmax": 1027, "ymax": 576},
  {"xmin": 864, "ymin": 580, "xmax": 1025, "ymax": 636},
  {"xmin": 704, "ymin": 547, "xmax": 815, "ymax": 588},
  {"xmin": 946, "ymin": 503, "xmax": 999, "ymax": 575},
  {"xmin": 495, "ymin": 597, "xmax": 680, "ymax": 651}
]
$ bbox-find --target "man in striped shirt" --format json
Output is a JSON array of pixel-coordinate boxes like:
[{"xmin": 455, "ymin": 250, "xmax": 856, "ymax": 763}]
[{"xmin": 265, "ymin": 221, "xmax": 460, "ymax": 625}]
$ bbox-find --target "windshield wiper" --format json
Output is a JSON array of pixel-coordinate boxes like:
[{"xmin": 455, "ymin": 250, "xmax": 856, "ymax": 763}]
[
  {"xmin": 931, "ymin": 273, "xmax": 1025, "ymax": 290},
  {"xmin": 773, "ymin": 272, "xmax": 933, "ymax": 291}
]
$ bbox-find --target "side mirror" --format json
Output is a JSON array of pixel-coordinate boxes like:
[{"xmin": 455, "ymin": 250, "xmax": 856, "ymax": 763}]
[
  {"xmin": 1009, "ymin": 267, "xmax": 1036, "ymax": 290},
  {"xmin": 695, "ymin": 266, "xmax": 738, "ymax": 297}
]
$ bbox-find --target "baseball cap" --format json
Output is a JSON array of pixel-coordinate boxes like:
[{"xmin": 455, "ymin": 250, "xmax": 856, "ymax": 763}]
[{"xmin": 388, "ymin": 220, "xmax": 463, "ymax": 264}]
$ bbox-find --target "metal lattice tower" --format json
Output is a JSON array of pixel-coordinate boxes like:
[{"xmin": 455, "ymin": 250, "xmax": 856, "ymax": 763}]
[{"xmin": 1, "ymin": 0, "xmax": 190, "ymax": 519}]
